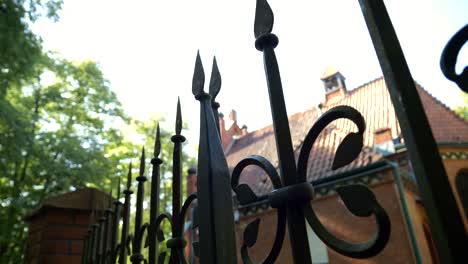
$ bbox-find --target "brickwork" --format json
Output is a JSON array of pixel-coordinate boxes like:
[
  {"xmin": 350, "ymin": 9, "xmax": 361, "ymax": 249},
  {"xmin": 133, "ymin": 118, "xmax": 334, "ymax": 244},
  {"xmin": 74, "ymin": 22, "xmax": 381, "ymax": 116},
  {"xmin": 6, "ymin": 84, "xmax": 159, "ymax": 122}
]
[
  {"xmin": 25, "ymin": 208, "xmax": 90, "ymax": 264},
  {"xmin": 236, "ymin": 181, "xmax": 417, "ymax": 263},
  {"xmin": 25, "ymin": 188, "xmax": 112, "ymax": 264}
]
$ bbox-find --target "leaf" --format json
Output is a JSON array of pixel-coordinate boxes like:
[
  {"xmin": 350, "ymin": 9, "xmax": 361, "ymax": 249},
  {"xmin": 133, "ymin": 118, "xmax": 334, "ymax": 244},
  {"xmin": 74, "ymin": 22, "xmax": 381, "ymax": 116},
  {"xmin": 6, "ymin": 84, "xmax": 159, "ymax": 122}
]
[
  {"xmin": 235, "ymin": 184, "xmax": 258, "ymax": 205},
  {"xmin": 332, "ymin": 132, "xmax": 363, "ymax": 170},
  {"xmin": 244, "ymin": 218, "xmax": 261, "ymax": 248},
  {"xmin": 336, "ymin": 184, "xmax": 377, "ymax": 217}
]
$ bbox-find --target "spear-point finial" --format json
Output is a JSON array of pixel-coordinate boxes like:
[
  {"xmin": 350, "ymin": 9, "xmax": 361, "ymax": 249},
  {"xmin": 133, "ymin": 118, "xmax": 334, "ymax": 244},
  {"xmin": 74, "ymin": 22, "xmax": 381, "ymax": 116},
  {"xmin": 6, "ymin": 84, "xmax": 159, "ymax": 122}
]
[
  {"xmin": 254, "ymin": 0, "xmax": 274, "ymax": 39},
  {"xmin": 139, "ymin": 147, "xmax": 145, "ymax": 176},
  {"xmin": 126, "ymin": 162, "xmax": 133, "ymax": 189},
  {"xmin": 176, "ymin": 97, "xmax": 182, "ymax": 135},
  {"xmin": 192, "ymin": 50, "xmax": 205, "ymax": 97},
  {"xmin": 209, "ymin": 56, "xmax": 221, "ymax": 100},
  {"xmin": 117, "ymin": 177, "xmax": 121, "ymax": 200},
  {"xmin": 154, "ymin": 124, "xmax": 161, "ymax": 157}
]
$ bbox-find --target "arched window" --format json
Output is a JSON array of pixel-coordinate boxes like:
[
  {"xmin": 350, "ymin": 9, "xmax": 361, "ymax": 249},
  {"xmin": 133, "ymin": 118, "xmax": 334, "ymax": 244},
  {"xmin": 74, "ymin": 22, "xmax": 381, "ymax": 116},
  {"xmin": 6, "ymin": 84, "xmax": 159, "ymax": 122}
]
[{"xmin": 455, "ymin": 169, "xmax": 468, "ymax": 219}]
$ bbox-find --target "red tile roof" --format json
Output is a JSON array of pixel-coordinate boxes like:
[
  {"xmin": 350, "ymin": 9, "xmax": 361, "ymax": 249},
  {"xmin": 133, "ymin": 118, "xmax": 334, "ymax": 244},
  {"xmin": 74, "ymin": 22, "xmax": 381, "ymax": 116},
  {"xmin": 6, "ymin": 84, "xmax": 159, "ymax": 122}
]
[{"xmin": 225, "ymin": 77, "xmax": 468, "ymax": 195}]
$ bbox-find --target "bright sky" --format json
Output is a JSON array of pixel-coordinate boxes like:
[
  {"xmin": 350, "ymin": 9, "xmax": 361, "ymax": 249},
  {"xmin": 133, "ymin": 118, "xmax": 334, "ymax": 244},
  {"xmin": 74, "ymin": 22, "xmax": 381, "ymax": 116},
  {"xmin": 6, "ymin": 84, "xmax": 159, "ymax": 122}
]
[{"xmin": 32, "ymin": 0, "xmax": 467, "ymax": 156}]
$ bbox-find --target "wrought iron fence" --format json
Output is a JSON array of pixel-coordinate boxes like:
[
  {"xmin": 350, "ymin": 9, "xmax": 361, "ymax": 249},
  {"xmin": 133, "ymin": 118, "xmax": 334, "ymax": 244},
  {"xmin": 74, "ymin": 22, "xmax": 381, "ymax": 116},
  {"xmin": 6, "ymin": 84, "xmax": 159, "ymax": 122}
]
[{"xmin": 81, "ymin": 0, "xmax": 467, "ymax": 263}]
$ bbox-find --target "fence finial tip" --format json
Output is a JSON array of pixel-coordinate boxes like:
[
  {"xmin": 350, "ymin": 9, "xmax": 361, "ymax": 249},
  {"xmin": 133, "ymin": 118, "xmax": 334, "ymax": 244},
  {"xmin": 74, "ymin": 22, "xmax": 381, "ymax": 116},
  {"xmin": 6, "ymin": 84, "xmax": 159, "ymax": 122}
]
[
  {"xmin": 192, "ymin": 51, "xmax": 205, "ymax": 97},
  {"xmin": 126, "ymin": 162, "xmax": 133, "ymax": 189},
  {"xmin": 154, "ymin": 123, "xmax": 161, "ymax": 157},
  {"xmin": 139, "ymin": 147, "xmax": 145, "ymax": 176},
  {"xmin": 254, "ymin": 0, "xmax": 274, "ymax": 39},
  {"xmin": 176, "ymin": 97, "xmax": 182, "ymax": 135},
  {"xmin": 209, "ymin": 56, "xmax": 221, "ymax": 100}
]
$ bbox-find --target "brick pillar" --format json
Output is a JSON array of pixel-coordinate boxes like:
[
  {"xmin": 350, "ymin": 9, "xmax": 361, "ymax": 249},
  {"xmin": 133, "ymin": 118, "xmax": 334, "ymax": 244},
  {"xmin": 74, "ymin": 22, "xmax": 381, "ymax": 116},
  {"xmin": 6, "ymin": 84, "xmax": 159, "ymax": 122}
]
[{"xmin": 24, "ymin": 188, "xmax": 112, "ymax": 264}]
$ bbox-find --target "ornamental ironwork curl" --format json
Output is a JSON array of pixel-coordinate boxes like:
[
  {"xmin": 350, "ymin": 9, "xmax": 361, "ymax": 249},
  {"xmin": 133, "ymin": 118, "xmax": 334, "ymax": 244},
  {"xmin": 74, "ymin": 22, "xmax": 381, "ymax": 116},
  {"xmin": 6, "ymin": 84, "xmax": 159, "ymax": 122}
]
[
  {"xmin": 440, "ymin": 24, "xmax": 468, "ymax": 92},
  {"xmin": 229, "ymin": 1, "xmax": 391, "ymax": 263}
]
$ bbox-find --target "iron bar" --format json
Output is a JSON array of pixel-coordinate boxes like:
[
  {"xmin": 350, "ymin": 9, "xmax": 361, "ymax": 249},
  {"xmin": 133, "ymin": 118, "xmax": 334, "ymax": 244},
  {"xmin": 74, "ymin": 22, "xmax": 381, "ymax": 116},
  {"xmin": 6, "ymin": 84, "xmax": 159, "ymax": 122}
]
[
  {"xmin": 170, "ymin": 98, "xmax": 186, "ymax": 263},
  {"xmin": 110, "ymin": 178, "xmax": 122, "ymax": 263},
  {"xmin": 358, "ymin": 0, "xmax": 467, "ymax": 262},
  {"xmin": 192, "ymin": 51, "xmax": 238, "ymax": 264},
  {"xmin": 119, "ymin": 164, "xmax": 133, "ymax": 264},
  {"xmin": 149, "ymin": 125, "xmax": 162, "ymax": 264},
  {"xmin": 101, "ymin": 193, "xmax": 112, "ymax": 264},
  {"xmin": 97, "ymin": 211, "xmax": 106, "ymax": 264},
  {"xmin": 91, "ymin": 223, "xmax": 99, "ymax": 263},
  {"xmin": 131, "ymin": 149, "xmax": 147, "ymax": 264},
  {"xmin": 254, "ymin": 0, "xmax": 312, "ymax": 262}
]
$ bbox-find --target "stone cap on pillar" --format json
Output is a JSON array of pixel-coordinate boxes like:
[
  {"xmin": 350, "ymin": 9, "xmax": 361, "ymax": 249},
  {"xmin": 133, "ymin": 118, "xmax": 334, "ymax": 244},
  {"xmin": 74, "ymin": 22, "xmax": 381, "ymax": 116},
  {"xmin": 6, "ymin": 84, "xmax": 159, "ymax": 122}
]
[{"xmin": 25, "ymin": 187, "xmax": 113, "ymax": 221}]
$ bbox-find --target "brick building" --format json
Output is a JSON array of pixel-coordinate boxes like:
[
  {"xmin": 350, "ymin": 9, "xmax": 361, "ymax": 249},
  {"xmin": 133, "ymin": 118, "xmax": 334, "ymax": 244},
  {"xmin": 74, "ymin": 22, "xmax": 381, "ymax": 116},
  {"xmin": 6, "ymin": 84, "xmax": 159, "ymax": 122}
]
[{"xmin": 205, "ymin": 68, "xmax": 468, "ymax": 263}]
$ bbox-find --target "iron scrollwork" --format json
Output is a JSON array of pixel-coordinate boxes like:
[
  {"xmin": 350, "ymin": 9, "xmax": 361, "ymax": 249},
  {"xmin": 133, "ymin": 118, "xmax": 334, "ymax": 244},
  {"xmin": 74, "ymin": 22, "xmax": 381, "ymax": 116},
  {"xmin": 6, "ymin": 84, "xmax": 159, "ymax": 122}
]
[
  {"xmin": 440, "ymin": 24, "xmax": 468, "ymax": 92},
  {"xmin": 231, "ymin": 1, "xmax": 391, "ymax": 263}
]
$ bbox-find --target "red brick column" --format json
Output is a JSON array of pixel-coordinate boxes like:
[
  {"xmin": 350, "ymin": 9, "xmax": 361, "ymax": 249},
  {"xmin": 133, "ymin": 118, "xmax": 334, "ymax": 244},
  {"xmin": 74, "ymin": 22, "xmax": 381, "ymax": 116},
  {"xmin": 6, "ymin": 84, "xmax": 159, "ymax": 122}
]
[{"xmin": 24, "ymin": 188, "xmax": 112, "ymax": 264}]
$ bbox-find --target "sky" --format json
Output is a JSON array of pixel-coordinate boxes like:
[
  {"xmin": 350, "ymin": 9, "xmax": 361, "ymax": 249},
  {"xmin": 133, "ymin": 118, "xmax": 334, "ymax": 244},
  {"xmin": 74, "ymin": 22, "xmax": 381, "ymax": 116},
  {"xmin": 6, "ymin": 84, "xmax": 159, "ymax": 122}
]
[{"xmin": 32, "ymin": 0, "xmax": 467, "ymax": 156}]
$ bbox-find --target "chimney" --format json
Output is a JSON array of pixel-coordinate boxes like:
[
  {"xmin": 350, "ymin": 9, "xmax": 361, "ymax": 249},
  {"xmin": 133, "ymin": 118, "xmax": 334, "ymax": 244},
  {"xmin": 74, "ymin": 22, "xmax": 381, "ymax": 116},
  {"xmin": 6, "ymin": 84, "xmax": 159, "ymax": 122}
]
[
  {"xmin": 187, "ymin": 166, "xmax": 197, "ymax": 197},
  {"xmin": 219, "ymin": 109, "xmax": 243, "ymax": 151},
  {"xmin": 321, "ymin": 66, "xmax": 347, "ymax": 105},
  {"xmin": 373, "ymin": 127, "xmax": 396, "ymax": 155}
]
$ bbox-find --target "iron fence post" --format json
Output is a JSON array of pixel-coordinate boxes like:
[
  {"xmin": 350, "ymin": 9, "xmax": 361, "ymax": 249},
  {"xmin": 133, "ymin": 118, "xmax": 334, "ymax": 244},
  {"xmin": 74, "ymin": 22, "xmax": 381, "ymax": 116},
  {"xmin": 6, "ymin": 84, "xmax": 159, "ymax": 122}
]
[
  {"xmin": 358, "ymin": 0, "xmax": 467, "ymax": 262},
  {"xmin": 131, "ymin": 150, "xmax": 147, "ymax": 264},
  {"xmin": 119, "ymin": 164, "xmax": 133, "ymax": 264},
  {"xmin": 110, "ymin": 179, "xmax": 122, "ymax": 263},
  {"xmin": 149, "ymin": 126, "xmax": 162, "ymax": 264},
  {"xmin": 192, "ymin": 52, "xmax": 238, "ymax": 264}
]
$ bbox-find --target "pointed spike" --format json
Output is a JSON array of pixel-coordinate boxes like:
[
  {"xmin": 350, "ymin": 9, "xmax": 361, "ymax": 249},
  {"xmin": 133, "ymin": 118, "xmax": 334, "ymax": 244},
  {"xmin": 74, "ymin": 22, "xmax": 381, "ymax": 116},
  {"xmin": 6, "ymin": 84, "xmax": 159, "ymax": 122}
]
[
  {"xmin": 117, "ymin": 177, "xmax": 121, "ymax": 200},
  {"xmin": 192, "ymin": 51, "xmax": 205, "ymax": 97},
  {"xmin": 254, "ymin": 0, "xmax": 274, "ymax": 38},
  {"xmin": 209, "ymin": 56, "xmax": 221, "ymax": 100},
  {"xmin": 126, "ymin": 162, "xmax": 133, "ymax": 189},
  {"xmin": 139, "ymin": 147, "xmax": 145, "ymax": 176},
  {"xmin": 154, "ymin": 124, "xmax": 161, "ymax": 157},
  {"xmin": 176, "ymin": 97, "xmax": 182, "ymax": 135}
]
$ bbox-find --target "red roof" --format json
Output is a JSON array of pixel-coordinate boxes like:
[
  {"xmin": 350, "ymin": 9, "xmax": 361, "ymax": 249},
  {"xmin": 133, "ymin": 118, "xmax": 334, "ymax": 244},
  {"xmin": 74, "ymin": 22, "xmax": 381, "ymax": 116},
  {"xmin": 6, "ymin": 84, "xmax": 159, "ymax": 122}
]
[{"xmin": 225, "ymin": 77, "xmax": 468, "ymax": 195}]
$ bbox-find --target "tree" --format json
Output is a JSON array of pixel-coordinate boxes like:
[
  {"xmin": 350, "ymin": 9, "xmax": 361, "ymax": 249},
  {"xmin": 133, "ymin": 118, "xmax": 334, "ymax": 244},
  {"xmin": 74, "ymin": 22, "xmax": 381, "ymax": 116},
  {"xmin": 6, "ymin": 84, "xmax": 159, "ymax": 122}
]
[
  {"xmin": 0, "ymin": 0, "xmax": 62, "ymax": 94},
  {"xmin": 0, "ymin": 54, "xmax": 132, "ymax": 262},
  {"xmin": 454, "ymin": 92, "xmax": 468, "ymax": 120}
]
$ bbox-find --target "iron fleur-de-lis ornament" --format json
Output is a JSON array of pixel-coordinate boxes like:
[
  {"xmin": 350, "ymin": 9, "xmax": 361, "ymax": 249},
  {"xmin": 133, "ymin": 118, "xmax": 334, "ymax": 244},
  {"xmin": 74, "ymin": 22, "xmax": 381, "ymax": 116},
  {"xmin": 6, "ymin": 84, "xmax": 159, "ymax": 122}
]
[{"xmin": 230, "ymin": 1, "xmax": 391, "ymax": 263}]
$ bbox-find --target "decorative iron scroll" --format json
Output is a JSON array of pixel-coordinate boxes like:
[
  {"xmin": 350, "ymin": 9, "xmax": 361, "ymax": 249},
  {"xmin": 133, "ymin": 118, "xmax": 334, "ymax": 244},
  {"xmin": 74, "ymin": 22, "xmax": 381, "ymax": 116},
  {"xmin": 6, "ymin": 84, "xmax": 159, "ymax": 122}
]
[
  {"xmin": 81, "ymin": 0, "xmax": 397, "ymax": 263},
  {"xmin": 230, "ymin": 0, "xmax": 391, "ymax": 263},
  {"xmin": 440, "ymin": 24, "xmax": 468, "ymax": 92}
]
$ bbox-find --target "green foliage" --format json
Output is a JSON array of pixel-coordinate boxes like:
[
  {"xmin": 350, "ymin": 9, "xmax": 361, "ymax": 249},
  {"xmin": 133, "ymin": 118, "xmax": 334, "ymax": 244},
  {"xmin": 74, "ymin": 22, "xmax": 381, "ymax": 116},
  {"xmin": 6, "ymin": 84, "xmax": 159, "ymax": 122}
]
[
  {"xmin": 0, "ymin": 0, "xmax": 63, "ymax": 93},
  {"xmin": 454, "ymin": 92, "xmax": 468, "ymax": 120}
]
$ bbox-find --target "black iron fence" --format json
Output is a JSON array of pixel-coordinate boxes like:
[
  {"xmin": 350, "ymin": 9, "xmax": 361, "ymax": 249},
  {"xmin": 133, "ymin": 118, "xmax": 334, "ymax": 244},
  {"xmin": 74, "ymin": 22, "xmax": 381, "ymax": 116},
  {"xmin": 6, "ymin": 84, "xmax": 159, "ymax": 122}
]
[{"xmin": 81, "ymin": 0, "xmax": 467, "ymax": 263}]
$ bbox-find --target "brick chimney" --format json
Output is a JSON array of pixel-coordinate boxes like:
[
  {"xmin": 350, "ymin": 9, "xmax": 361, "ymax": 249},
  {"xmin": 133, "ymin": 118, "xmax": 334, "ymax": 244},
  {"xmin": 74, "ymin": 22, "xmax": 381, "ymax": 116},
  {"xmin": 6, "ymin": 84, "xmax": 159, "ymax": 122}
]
[
  {"xmin": 219, "ymin": 109, "xmax": 244, "ymax": 151},
  {"xmin": 24, "ymin": 188, "xmax": 112, "ymax": 264},
  {"xmin": 321, "ymin": 66, "xmax": 347, "ymax": 105},
  {"xmin": 187, "ymin": 166, "xmax": 197, "ymax": 196},
  {"xmin": 373, "ymin": 127, "xmax": 396, "ymax": 155}
]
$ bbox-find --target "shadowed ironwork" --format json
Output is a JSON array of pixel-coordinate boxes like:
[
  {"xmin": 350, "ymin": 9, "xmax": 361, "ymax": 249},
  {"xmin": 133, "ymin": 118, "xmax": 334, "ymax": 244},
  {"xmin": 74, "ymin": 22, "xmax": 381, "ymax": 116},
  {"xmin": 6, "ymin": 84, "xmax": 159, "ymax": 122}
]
[{"xmin": 440, "ymin": 24, "xmax": 468, "ymax": 92}]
